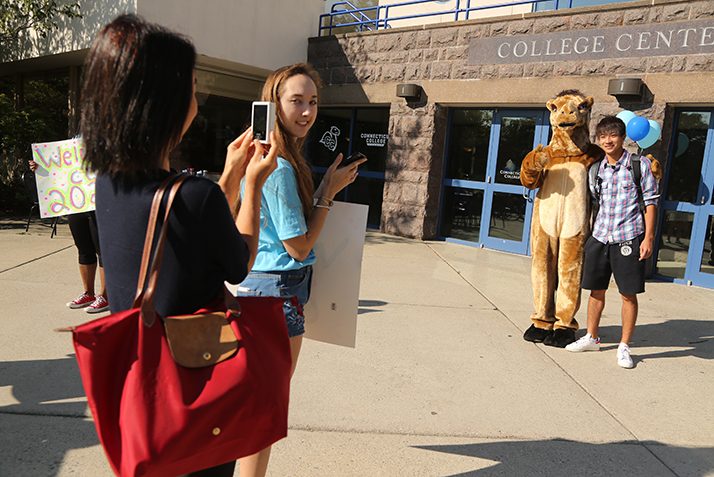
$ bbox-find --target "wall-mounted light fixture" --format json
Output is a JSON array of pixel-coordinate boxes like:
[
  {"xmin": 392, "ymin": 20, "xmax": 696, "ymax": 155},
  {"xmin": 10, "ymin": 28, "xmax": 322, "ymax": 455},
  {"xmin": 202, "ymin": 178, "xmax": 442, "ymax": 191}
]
[
  {"xmin": 396, "ymin": 83, "xmax": 421, "ymax": 100},
  {"xmin": 608, "ymin": 78, "xmax": 643, "ymax": 96}
]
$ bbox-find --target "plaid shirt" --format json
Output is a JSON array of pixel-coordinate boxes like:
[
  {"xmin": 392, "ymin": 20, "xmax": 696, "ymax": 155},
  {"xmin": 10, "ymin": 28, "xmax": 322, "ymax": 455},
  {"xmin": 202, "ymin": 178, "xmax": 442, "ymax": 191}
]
[{"xmin": 590, "ymin": 150, "xmax": 660, "ymax": 244}]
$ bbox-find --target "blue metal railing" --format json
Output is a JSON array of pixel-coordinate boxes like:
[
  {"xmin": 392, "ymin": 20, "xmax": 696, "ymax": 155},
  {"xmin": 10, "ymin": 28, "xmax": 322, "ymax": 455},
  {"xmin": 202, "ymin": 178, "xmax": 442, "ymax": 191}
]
[{"xmin": 318, "ymin": 0, "xmax": 575, "ymax": 36}]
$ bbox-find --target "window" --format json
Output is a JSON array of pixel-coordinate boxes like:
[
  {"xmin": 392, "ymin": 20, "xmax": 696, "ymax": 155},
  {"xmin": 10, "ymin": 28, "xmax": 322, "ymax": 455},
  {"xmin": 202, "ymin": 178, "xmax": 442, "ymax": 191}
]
[
  {"xmin": 306, "ymin": 107, "xmax": 389, "ymax": 227},
  {"xmin": 172, "ymin": 94, "xmax": 252, "ymax": 173}
]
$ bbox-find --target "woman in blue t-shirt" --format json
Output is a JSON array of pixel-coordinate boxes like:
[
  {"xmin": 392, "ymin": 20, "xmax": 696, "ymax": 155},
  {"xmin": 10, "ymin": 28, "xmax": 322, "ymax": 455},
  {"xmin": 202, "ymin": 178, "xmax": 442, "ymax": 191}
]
[{"xmin": 235, "ymin": 63, "xmax": 366, "ymax": 477}]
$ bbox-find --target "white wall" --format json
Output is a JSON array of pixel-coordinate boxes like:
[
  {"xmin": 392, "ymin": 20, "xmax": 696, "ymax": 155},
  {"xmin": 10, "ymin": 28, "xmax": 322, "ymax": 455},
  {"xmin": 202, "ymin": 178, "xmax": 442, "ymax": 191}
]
[
  {"xmin": 2, "ymin": 0, "xmax": 325, "ymax": 73},
  {"xmin": 138, "ymin": 0, "xmax": 325, "ymax": 72},
  {"xmin": 377, "ymin": 0, "xmax": 530, "ymax": 28}
]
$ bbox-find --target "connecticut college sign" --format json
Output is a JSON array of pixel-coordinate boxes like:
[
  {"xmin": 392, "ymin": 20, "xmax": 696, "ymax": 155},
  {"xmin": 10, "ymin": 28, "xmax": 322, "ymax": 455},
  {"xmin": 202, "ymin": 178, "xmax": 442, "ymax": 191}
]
[{"xmin": 469, "ymin": 18, "xmax": 714, "ymax": 65}]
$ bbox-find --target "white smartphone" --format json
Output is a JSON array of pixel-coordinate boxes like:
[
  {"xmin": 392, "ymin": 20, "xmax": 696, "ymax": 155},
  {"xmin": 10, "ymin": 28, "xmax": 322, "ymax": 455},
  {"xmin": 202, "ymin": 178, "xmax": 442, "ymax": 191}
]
[{"xmin": 251, "ymin": 101, "xmax": 276, "ymax": 145}]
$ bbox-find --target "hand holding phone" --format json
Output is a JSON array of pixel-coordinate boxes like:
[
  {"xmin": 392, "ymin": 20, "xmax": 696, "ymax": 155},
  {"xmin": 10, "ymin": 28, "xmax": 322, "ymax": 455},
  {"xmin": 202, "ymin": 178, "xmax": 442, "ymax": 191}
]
[
  {"xmin": 340, "ymin": 151, "xmax": 367, "ymax": 168},
  {"xmin": 251, "ymin": 101, "xmax": 276, "ymax": 145}
]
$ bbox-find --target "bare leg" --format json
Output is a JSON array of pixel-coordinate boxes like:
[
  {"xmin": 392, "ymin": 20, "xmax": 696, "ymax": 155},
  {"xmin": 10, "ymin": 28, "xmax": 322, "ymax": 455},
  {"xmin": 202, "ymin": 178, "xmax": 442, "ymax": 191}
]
[
  {"xmin": 587, "ymin": 289, "xmax": 606, "ymax": 339},
  {"xmin": 289, "ymin": 334, "xmax": 303, "ymax": 378},
  {"xmin": 98, "ymin": 266, "xmax": 107, "ymax": 297},
  {"xmin": 78, "ymin": 263, "xmax": 97, "ymax": 295},
  {"xmin": 238, "ymin": 334, "xmax": 303, "ymax": 476},
  {"xmin": 620, "ymin": 293, "xmax": 638, "ymax": 345},
  {"xmin": 238, "ymin": 447, "xmax": 271, "ymax": 477}
]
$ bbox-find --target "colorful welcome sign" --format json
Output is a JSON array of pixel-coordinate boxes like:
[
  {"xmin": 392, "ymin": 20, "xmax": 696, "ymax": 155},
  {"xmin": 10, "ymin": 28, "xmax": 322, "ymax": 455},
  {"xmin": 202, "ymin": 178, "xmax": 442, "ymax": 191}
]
[{"xmin": 31, "ymin": 138, "xmax": 95, "ymax": 218}]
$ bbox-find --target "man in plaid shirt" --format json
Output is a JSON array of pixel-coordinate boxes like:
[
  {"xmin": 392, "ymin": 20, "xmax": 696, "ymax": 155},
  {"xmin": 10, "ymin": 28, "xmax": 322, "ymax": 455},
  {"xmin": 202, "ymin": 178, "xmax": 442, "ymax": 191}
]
[{"xmin": 566, "ymin": 116, "xmax": 660, "ymax": 368}]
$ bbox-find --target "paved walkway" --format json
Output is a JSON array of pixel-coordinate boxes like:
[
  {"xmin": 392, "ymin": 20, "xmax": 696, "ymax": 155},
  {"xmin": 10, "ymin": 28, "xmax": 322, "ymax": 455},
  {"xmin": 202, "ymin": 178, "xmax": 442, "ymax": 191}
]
[{"xmin": 0, "ymin": 217, "xmax": 712, "ymax": 476}]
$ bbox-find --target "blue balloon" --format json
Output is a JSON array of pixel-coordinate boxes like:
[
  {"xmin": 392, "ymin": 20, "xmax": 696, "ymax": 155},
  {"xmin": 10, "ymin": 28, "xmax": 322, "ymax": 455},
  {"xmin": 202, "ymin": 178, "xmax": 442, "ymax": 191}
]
[
  {"xmin": 627, "ymin": 116, "xmax": 650, "ymax": 142},
  {"xmin": 637, "ymin": 120, "xmax": 661, "ymax": 149},
  {"xmin": 616, "ymin": 110, "xmax": 637, "ymax": 127},
  {"xmin": 675, "ymin": 132, "xmax": 689, "ymax": 157}
]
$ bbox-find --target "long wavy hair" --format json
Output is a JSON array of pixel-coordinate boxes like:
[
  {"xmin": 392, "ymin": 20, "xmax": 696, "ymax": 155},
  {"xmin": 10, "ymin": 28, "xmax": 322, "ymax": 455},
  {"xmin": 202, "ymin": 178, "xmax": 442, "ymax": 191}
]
[
  {"xmin": 80, "ymin": 14, "xmax": 196, "ymax": 177},
  {"xmin": 261, "ymin": 63, "xmax": 323, "ymax": 219}
]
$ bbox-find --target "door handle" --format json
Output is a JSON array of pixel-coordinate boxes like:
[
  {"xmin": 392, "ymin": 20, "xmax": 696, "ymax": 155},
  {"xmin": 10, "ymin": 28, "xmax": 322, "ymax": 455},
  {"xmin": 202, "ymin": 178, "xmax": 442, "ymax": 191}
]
[
  {"xmin": 522, "ymin": 187, "xmax": 533, "ymax": 202},
  {"xmin": 702, "ymin": 195, "xmax": 707, "ymax": 205}
]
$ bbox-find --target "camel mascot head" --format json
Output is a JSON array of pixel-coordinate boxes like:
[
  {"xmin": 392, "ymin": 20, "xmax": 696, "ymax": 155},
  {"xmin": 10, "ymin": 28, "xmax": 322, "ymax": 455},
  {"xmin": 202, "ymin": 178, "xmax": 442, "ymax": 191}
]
[{"xmin": 546, "ymin": 89, "xmax": 594, "ymax": 156}]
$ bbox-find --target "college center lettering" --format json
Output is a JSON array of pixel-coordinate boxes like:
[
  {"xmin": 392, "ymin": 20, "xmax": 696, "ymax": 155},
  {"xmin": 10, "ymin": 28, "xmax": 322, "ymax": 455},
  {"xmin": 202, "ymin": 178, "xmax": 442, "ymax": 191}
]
[{"xmin": 468, "ymin": 19, "xmax": 714, "ymax": 65}]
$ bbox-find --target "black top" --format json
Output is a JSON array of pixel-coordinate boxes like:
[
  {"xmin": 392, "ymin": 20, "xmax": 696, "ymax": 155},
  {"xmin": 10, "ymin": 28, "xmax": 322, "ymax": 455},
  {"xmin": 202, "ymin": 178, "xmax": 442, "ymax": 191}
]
[{"xmin": 95, "ymin": 170, "xmax": 250, "ymax": 317}]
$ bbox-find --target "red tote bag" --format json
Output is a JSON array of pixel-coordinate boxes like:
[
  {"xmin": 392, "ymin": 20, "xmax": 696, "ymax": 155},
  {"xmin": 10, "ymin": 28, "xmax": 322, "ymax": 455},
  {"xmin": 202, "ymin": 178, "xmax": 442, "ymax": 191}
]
[{"xmin": 67, "ymin": 175, "xmax": 292, "ymax": 477}]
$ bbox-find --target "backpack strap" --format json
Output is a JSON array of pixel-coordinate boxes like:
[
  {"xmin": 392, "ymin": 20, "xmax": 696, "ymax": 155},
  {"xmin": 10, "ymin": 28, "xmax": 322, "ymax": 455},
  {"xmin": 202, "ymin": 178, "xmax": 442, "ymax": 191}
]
[
  {"xmin": 629, "ymin": 154, "xmax": 645, "ymax": 213},
  {"xmin": 588, "ymin": 158, "xmax": 603, "ymax": 227},
  {"xmin": 588, "ymin": 158, "xmax": 603, "ymax": 205}
]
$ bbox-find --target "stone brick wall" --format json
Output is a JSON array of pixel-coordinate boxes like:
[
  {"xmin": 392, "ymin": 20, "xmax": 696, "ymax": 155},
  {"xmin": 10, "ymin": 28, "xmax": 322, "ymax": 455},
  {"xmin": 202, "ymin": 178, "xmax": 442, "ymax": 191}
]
[
  {"xmin": 309, "ymin": 1, "xmax": 714, "ymax": 85},
  {"xmin": 307, "ymin": 0, "xmax": 714, "ymax": 239},
  {"xmin": 382, "ymin": 102, "xmax": 448, "ymax": 239}
]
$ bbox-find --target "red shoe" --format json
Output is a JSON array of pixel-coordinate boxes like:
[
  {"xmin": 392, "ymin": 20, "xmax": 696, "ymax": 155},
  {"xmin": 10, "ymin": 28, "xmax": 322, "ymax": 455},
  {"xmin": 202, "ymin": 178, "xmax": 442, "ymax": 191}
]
[
  {"xmin": 67, "ymin": 291, "xmax": 95, "ymax": 309},
  {"xmin": 85, "ymin": 295, "xmax": 109, "ymax": 314}
]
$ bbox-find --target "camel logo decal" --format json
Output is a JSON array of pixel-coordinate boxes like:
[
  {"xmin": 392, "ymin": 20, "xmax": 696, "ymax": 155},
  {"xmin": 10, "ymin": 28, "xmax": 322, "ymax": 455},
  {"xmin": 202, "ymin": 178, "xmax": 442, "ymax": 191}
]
[{"xmin": 320, "ymin": 126, "xmax": 340, "ymax": 152}]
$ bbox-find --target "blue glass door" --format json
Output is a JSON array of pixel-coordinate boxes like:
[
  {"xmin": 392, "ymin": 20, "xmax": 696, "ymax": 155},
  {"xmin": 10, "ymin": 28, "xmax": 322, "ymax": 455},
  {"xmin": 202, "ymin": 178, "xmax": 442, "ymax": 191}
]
[
  {"xmin": 654, "ymin": 109, "xmax": 714, "ymax": 288},
  {"xmin": 481, "ymin": 110, "xmax": 549, "ymax": 254},
  {"xmin": 439, "ymin": 108, "xmax": 549, "ymax": 255}
]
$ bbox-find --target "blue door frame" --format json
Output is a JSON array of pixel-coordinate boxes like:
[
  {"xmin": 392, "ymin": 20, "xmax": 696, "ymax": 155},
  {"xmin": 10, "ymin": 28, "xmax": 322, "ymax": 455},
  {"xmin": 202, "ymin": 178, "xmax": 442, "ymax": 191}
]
[
  {"xmin": 439, "ymin": 108, "xmax": 550, "ymax": 255},
  {"xmin": 653, "ymin": 108, "xmax": 714, "ymax": 288}
]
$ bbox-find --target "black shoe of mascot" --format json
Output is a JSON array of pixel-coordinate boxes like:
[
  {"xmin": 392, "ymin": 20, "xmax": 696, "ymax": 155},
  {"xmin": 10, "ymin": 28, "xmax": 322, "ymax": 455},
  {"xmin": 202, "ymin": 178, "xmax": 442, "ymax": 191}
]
[
  {"xmin": 523, "ymin": 324, "xmax": 553, "ymax": 343},
  {"xmin": 543, "ymin": 328, "xmax": 576, "ymax": 348}
]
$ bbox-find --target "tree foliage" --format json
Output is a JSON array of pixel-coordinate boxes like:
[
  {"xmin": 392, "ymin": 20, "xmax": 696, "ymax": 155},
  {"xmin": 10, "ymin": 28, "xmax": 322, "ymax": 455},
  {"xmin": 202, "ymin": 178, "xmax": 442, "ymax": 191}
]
[
  {"xmin": 0, "ymin": 0, "xmax": 81, "ymax": 43},
  {"xmin": 0, "ymin": 75, "xmax": 71, "ymax": 215},
  {"xmin": 0, "ymin": 1, "xmax": 80, "ymax": 214}
]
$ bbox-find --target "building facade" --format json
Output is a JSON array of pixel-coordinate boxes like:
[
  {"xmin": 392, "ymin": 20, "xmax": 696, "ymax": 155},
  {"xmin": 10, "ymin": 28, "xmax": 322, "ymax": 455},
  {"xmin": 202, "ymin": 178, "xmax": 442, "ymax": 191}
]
[
  {"xmin": 308, "ymin": 0, "xmax": 714, "ymax": 288},
  {"xmin": 1, "ymin": 0, "xmax": 325, "ymax": 172},
  {"xmin": 4, "ymin": 0, "xmax": 714, "ymax": 288}
]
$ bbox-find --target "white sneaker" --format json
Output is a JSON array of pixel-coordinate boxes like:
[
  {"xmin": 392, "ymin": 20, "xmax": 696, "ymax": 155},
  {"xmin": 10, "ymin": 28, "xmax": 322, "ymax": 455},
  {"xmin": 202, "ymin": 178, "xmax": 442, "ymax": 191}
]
[
  {"xmin": 565, "ymin": 333, "xmax": 600, "ymax": 352},
  {"xmin": 617, "ymin": 344, "xmax": 634, "ymax": 368}
]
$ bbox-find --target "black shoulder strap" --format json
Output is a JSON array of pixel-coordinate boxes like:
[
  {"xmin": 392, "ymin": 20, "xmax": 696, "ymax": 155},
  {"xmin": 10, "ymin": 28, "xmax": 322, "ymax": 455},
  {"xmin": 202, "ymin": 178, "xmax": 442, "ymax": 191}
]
[
  {"xmin": 630, "ymin": 154, "xmax": 645, "ymax": 213},
  {"xmin": 589, "ymin": 158, "xmax": 603, "ymax": 204},
  {"xmin": 588, "ymin": 159, "xmax": 603, "ymax": 227}
]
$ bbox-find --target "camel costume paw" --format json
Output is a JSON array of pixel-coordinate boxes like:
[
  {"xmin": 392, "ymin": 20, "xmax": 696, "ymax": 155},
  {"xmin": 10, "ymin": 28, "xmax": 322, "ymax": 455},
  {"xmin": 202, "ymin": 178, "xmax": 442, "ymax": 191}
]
[
  {"xmin": 521, "ymin": 90, "xmax": 605, "ymax": 342},
  {"xmin": 523, "ymin": 324, "xmax": 553, "ymax": 343},
  {"xmin": 543, "ymin": 329, "xmax": 576, "ymax": 348}
]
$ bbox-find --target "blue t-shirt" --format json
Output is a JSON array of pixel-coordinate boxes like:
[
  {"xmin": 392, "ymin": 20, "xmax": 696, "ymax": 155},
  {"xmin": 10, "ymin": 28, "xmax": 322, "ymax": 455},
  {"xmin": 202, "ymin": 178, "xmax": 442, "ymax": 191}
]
[{"xmin": 248, "ymin": 157, "xmax": 316, "ymax": 271}]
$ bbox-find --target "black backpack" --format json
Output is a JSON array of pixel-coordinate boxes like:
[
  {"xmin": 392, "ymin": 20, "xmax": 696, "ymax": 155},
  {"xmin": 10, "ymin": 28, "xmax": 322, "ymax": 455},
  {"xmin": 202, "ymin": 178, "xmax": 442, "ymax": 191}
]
[{"xmin": 589, "ymin": 154, "xmax": 645, "ymax": 220}]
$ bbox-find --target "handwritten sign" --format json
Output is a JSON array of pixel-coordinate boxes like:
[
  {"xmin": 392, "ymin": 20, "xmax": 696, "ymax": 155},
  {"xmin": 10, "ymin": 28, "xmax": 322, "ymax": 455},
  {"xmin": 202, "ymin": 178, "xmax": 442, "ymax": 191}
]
[{"xmin": 31, "ymin": 138, "xmax": 95, "ymax": 217}]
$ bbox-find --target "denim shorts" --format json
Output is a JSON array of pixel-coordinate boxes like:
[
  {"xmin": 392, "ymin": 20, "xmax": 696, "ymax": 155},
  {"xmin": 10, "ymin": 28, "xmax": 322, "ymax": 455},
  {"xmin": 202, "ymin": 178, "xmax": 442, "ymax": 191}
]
[{"xmin": 234, "ymin": 265, "xmax": 312, "ymax": 338}]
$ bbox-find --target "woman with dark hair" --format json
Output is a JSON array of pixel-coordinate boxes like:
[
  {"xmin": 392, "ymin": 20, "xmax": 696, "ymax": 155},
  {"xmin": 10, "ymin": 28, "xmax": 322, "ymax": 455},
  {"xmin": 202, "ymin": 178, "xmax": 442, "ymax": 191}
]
[
  {"xmin": 234, "ymin": 63, "xmax": 366, "ymax": 477},
  {"xmin": 81, "ymin": 14, "xmax": 278, "ymax": 477}
]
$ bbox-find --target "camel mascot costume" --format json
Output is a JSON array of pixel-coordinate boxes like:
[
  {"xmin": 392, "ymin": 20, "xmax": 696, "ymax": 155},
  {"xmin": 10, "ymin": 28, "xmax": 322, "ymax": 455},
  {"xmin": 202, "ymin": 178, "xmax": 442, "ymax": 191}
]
[{"xmin": 521, "ymin": 89, "xmax": 605, "ymax": 348}]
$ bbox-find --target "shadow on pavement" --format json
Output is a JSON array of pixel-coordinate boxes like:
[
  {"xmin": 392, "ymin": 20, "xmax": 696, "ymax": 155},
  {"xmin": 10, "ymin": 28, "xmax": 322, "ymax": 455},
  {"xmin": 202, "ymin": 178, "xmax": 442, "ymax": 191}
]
[
  {"xmin": 414, "ymin": 439, "xmax": 714, "ymax": 477},
  {"xmin": 0, "ymin": 356, "xmax": 101, "ymax": 477},
  {"xmin": 597, "ymin": 320, "xmax": 714, "ymax": 361},
  {"xmin": 357, "ymin": 299, "xmax": 388, "ymax": 315},
  {"xmin": 0, "ymin": 356, "xmax": 86, "ymax": 417}
]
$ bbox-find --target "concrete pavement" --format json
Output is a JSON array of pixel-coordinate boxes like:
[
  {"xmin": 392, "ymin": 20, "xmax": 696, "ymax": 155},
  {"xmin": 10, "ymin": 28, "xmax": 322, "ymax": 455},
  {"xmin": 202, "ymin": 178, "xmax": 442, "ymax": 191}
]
[{"xmin": 0, "ymin": 217, "xmax": 712, "ymax": 476}]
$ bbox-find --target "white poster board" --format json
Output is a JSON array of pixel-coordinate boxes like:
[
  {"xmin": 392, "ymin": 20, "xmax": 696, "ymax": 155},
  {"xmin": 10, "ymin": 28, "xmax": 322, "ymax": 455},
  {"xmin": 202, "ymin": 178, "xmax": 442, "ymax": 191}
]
[
  {"xmin": 31, "ymin": 138, "xmax": 95, "ymax": 218},
  {"xmin": 225, "ymin": 202, "xmax": 368, "ymax": 348},
  {"xmin": 304, "ymin": 201, "xmax": 368, "ymax": 348}
]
